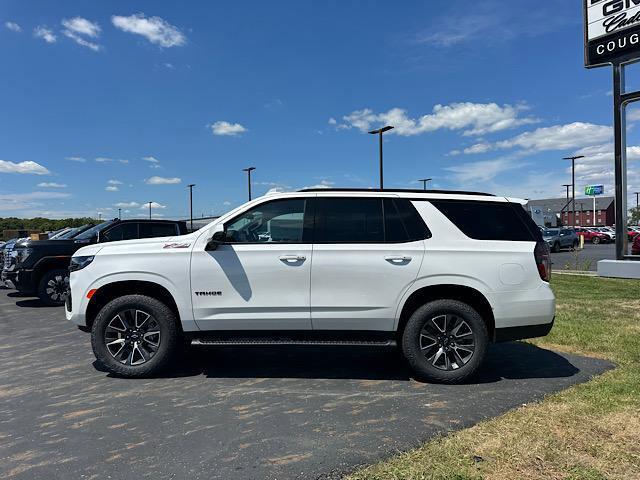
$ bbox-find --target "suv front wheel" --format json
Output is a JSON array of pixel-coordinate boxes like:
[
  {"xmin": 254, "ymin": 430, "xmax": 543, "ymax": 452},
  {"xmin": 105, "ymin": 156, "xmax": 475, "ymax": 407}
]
[
  {"xmin": 401, "ymin": 299, "xmax": 488, "ymax": 384},
  {"xmin": 91, "ymin": 295, "xmax": 179, "ymax": 378}
]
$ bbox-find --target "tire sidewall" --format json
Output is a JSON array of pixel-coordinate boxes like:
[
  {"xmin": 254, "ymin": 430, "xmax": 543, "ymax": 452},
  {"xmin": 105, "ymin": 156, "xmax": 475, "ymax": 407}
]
[
  {"xmin": 91, "ymin": 295, "xmax": 178, "ymax": 377},
  {"xmin": 38, "ymin": 269, "xmax": 69, "ymax": 306},
  {"xmin": 402, "ymin": 299, "xmax": 488, "ymax": 383}
]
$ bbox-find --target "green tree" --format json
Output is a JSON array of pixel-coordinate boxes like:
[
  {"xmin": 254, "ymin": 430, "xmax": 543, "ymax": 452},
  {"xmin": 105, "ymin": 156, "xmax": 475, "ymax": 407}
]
[{"xmin": 630, "ymin": 207, "xmax": 640, "ymax": 225}]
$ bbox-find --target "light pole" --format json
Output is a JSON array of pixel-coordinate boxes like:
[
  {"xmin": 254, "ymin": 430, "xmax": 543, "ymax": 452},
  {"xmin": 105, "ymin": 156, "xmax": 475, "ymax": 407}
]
[
  {"xmin": 563, "ymin": 156, "xmax": 584, "ymax": 226},
  {"xmin": 419, "ymin": 178, "xmax": 432, "ymax": 190},
  {"xmin": 98, "ymin": 212, "xmax": 102, "ymax": 221},
  {"xmin": 187, "ymin": 184, "xmax": 195, "ymax": 231},
  {"xmin": 118, "ymin": 208, "xmax": 121, "ymax": 220},
  {"xmin": 242, "ymin": 167, "xmax": 256, "ymax": 201},
  {"xmin": 147, "ymin": 202, "xmax": 152, "ymax": 219},
  {"xmin": 635, "ymin": 191, "xmax": 639, "ymax": 210},
  {"xmin": 368, "ymin": 125, "xmax": 394, "ymax": 189}
]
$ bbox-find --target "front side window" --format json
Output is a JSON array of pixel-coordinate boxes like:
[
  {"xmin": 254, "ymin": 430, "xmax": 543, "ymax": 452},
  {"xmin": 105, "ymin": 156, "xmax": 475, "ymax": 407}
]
[
  {"xmin": 139, "ymin": 223, "xmax": 178, "ymax": 238},
  {"xmin": 225, "ymin": 198, "xmax": 307, "ymax": 243},
  {"xmin": 102, "ymin": 223, "xmax": 138, "ymax": 242}
]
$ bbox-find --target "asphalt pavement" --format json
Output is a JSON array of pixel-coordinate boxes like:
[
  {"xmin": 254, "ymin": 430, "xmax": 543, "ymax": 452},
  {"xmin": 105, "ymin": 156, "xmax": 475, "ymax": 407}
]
[
  {"xmin": 0, "ymin": 288, "xmax": 613, "ymax": 480},
  {"xmin": 551, "ymin": 243, "xmax": 616, "ymax": 272}
]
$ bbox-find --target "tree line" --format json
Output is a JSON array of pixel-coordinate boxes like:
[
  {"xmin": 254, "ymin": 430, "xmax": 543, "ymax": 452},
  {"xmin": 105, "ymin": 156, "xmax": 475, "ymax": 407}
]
[{"xmin": 0, "ymin": 217, "xmax": 96, "ymax": 238}]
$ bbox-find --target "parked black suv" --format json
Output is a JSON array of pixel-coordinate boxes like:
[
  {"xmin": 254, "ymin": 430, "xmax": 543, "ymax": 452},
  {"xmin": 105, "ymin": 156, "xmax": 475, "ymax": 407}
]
[{"xmin": 8, "ymin": 219, "xmax": 187, "ymax": 306}]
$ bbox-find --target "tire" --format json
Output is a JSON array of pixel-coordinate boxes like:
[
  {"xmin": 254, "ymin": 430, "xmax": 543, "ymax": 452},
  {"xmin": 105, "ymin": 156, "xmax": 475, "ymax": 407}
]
[
  {"xmin": 552, "ymin": 242, "xmax": 561, "ymax": 253},
  {"xmin": 91, "ymin": 294, "xmax": 179, "ymax": 378},
  {"xmin": 37, "ymin": 269, "xmax": 70, "ymax": 306},
  {"xmin": 401, "ymin": 299, "xmax": 489, "ymax": 384},
  {"xmin": 592, "ymin": 236, "xmax": 601, "ymax": 245}
]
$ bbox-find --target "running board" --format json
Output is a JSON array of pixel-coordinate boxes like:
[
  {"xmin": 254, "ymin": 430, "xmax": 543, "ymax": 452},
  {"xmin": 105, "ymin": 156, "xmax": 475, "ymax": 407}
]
[{"xmin": 190, "ymin": 331, "xmax": 396, "ymax": 347}]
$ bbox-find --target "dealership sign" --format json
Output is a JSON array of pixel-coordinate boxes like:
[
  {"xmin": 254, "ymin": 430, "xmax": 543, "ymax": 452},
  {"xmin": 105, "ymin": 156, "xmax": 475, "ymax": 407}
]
[
  {"xmin": 585, "ymin": 0, "xmax": 640, "ymax": 67},
  {"xmin": 585, "ymin": 185, "xmax": 605, "ymax": 195}
]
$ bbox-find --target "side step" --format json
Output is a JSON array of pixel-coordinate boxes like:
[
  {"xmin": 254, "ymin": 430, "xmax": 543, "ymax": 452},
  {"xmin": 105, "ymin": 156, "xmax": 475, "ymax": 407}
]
[{"xmin": 190, "ymin": 331, "xmax": 397, "ymax": 347}]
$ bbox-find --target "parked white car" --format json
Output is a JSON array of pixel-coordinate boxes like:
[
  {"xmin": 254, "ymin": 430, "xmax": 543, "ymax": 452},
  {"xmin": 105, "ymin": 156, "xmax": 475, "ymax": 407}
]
[{"xmin": 66, "ymin": 189, "xmax": 555, "ymax": 383}]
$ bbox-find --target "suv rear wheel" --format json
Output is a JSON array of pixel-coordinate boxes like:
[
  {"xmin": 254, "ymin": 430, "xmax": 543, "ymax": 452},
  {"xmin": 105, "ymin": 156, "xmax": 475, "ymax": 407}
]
[
  {"xmin": 592, "ymin": 236, "xmax": 601, "ymax": 245},
  {"xmin": 401, "ymin": 299, "xmax": 488, "ymax": 384},
  {"xmin": 91, "ymin": 295, "xmax": 179, "ymax": 378},
  {"xmin": 37, "ymin": 269, "xmax": 70, "ymax": 306}
]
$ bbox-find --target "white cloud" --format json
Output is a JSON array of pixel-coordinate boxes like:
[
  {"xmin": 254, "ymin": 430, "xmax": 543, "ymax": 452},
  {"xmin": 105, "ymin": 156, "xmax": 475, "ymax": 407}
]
[
  {"xmin": 111, "ymin": 13, "xmax": 185, "ymax": 48},
  {"xmin": 65, "ymin": 156, "xmax": 86, "ymax": 162},
  {"xmin": 302, "ymin": 179, "xmax": 335, "ymax": 190},
  {"xmin": 5, "ymin": 22, "xmax": 21, "ymax": 32},
  {"xmin": 95, "ymin": 157, "xmax": 113, "ymax": 163},
  {"xmin": 37, "ymin": 182, "xmax": 67, "ymax": 188},
  {"xmin": 338, "ymin": 103, "xmax": 538, "ymax": 137},
  {"xmin": 63, "ymin": 30, "xmax": 101, "ymax": 51},
  {"xmin": 142, "ymin": 156, "xmax": 159, "ymax": 163},
  {"xmin": 145, "ymin": 176, "xmax": 181, "ymax": 185},
  {"xmin": 114, "ymin": 201, "xmax": 140, "ymax": 208},
  {"xmin": 223, "ymin": 201, "xmax": 231, "ymax": 206},
  {"xmin": 209, "ymin": 121, "xmax": 248, "ymax": 136},
  {"xmin": 0, "ymin": 160, "xmax": 50, "ymax": 175},
  {"xmin": 140, "ymin": 202, "xmax": 166, "ymax": 210},
  {"xmin": 328, "ymin": 117, "xmax": 337, "ymax": 125},
  {"xmin": 105, "ymin": 185, "xmax": 119, "ymax": 192},
  {"xmin": 495, "ymin": 122, "xmax": 612, "ymax": 152},
  {"xmin": 108, "ymin": 179, "xmax": 123, "ymax": 185},
  {"xmin": 34, "ymin": 26, "xmax": 56, "ymax": 43},
  {"xmin": 61, "ymin": 17, "xmax": 101, "ymax": 37},
  {"xmin": 0, "ymin": 191, "xmax": 71, "ymax": 213},
  {"xmin": 445, "ymin": 158, "xmax": 520, "ymax": 184},
  {"xmin": 119, "ymin": 159, "xmax": 129, "ymax": 164}
]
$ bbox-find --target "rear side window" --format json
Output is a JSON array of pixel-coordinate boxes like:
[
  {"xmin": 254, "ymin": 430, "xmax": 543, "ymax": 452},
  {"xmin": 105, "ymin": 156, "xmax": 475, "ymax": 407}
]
[
  {"xmin": 430, "ymin": 200, "xmax": 538, "ymax": 241},
  {"xmin": 139, "ymin": 223, "xmax": 178, "ymax": 239},
  {"xmin": 315, "ymin": 198, "xmax": 384, "ymax": 243},
  {"xmin": 384, "ymin": 199, "xmax": 431, "ymax": 243}
]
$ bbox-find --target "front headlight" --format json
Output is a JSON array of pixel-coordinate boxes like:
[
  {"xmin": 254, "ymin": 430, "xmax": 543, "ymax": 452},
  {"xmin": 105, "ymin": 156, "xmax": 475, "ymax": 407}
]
[
  {"xmin": 13, "ymin": 248, "xmax": 33, "ymax": 264},
  {"xmin": 69, "ymin": 255, "xmax": 95, "ymax": 272}
]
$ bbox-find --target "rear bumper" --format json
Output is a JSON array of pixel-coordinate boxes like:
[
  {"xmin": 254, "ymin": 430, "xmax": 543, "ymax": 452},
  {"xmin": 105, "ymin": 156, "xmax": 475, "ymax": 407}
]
[{"xmin": 494, "ymin": 317, "xmax": 555, "ymax": 342}]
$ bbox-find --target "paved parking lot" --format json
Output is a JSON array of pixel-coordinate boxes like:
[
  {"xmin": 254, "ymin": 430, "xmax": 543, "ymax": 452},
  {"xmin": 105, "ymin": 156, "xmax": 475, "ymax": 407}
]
[
  {"xmin": 0, "ymin": 287, "xmax": 613, "ymax": 480},
  {"xmin": 551, "ymin": 243, "xmax": 616, "ymax": 271}
]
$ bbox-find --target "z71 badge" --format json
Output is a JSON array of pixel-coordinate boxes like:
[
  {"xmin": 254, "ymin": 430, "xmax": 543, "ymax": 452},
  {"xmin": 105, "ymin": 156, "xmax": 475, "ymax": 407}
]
[{"xmin": 163, "ymin": 242, "xmax": 191, "ymax": 249}]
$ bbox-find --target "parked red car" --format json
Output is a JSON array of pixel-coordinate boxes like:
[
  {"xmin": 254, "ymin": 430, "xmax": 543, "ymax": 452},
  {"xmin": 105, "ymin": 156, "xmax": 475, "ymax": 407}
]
[
  {"xmin": 628, "ymin": 228, "xmax": 640, "ymax": 242},
  {"xmin": 574, "ymin": 227, "xmax": 610, "ymax": 244},
  {"xmin": 632, "ymin": 234, "xmax": 640, "ymax": 256}
]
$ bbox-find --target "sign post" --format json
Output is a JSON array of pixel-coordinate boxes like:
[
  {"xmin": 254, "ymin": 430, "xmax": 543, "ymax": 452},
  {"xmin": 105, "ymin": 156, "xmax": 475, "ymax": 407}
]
[
  {"xmin": 585, "ymin": 185, "xmax": 605, "ymax": 226},
  {"xmin": 584, "ymin": 0, "xmax": 640, "ymax": 261}
]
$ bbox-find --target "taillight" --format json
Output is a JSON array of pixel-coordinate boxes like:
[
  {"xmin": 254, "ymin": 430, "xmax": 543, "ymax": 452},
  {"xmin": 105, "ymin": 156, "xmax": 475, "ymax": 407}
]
[{"xmin": 534, "ymin": 240, "xmax": 551, "ymax": 282}]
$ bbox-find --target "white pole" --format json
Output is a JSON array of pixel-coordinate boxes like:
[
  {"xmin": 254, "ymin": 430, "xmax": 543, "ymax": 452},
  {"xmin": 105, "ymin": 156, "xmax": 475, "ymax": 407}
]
[{"xmin": 593, "ymin": 195, "xmax": 597, "ymax": 226}]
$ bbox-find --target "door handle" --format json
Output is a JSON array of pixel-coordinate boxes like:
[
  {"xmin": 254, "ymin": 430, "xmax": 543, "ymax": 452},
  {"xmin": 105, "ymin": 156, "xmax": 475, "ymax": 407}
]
[
  {"xmin": 385, "ymin": 255, "xmax": 412, "ymax": 264},
  {"xmin": 279, "ymin": 255, "xmax": 306, "ymax": 263}
]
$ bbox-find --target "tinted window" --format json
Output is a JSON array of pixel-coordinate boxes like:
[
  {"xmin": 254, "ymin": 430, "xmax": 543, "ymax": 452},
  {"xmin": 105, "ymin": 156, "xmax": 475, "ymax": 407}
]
[
  {"xmin": 139, "ymin": 223, "xmax": 178, "ymax": 238},
  {"xmin": 389, "ymin": 198, "xmax": 431, "ymax": 242},
  {"xmin": 102, "ymin": 223, "xmax": 138, "ymax": 242},
  {"xmin": 225, "ymin": 199, "xmax": 306, "ymax": 243},
  {"xmin": 74, "ymin": 221, "xmax": 115, "ymax": 240},
  {"xmin": 430, "ymin": 200, "xmax": 537, "ymax": 241},
  {"xmin": 316, "ymin": 198, "xmax": 384, "ymax": 243}
]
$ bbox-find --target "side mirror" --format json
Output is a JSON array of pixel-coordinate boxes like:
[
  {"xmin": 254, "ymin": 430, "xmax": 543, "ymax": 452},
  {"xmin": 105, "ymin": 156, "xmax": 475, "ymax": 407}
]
[{"xmin": 205, "ymin": 226, "xmax": 226, "ymax": 251}]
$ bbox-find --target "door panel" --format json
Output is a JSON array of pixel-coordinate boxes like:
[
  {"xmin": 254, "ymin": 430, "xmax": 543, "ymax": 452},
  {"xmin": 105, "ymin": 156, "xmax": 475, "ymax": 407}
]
[
  {"xmin": 190, "ymin": 197, "xmax": 313, "ymax": 331},
  {"xmin": 310, "ymin": 242, "xmax": 424, "ymax": 331},
  {"xmin": 191, "ymin": 243, "xmax": 312, "ymax": 330}
]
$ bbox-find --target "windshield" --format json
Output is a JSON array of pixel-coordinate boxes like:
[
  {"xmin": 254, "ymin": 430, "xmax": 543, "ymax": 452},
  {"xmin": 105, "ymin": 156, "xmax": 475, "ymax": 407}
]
[
  {"xmin": 56, "ymin": 225, "xmax": 90, "ymax": 239},
  {"xmin": 74, "ymin": 221, "xmax": 115, "ymax": 240},
  {"xmin": 543, "ymin": 229, "xmax": 559, "ymax": 236}
]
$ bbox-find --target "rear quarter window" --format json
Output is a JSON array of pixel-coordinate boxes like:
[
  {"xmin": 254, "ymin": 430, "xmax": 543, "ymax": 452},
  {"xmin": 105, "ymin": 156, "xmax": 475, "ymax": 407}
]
[{"xmin": 429, "ymin": 200, "xmax": 539, "ymax": 242}]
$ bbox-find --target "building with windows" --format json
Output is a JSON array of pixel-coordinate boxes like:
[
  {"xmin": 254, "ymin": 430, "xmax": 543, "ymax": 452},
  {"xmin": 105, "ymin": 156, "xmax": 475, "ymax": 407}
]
[{"xmin": 527, "ymin": 196, "xmax": 615, "ymax": 227}]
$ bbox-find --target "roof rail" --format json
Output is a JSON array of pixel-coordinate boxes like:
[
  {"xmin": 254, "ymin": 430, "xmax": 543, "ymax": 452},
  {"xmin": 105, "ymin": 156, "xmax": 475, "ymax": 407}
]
[{"xmin": 298, "ymin": 188, "xmax": 495, "ymax": 196}]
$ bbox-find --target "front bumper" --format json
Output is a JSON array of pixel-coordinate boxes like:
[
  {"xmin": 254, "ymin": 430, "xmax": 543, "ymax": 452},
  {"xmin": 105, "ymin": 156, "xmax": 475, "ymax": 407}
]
[{"xmin": 13, "ymin": 269, "xmax": 36, "ymax": 294}]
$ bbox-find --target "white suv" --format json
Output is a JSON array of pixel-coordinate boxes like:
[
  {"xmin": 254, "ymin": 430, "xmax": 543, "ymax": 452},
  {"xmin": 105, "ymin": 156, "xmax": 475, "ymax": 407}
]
[{"xmin": 66, "ymin": 189, "xmax": 555, "ymax": 384}]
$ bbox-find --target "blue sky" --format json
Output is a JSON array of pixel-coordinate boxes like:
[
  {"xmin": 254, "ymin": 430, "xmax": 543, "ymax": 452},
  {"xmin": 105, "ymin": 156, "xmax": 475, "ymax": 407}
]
[{"xmin": 1, "ymin": 0, "xmax": 639, "ymax": 219}]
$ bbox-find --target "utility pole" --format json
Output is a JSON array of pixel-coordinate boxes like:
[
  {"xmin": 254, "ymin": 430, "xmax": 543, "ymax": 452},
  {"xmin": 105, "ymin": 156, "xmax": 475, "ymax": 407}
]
[
  {"xmin": 563, "ymin": 156, "xmax": 584, "ymax": 226},
  {"xmin": 635, "ymin": 191, "xmax": 639, "ymax": 210},
  {"xmin": 118, "ymin": 208, "xmax": 121, "ymax": 220},
  {"xmin": 242, "ymin": 167, "xmax": 256, "ymax": 201},
  {"xmin": 187, "ymin": 184, "xmax": 196, "ymax": 231},
  {"xmin": 368, "ymin": 126, "xmax": 394, "ymax": 189},
  {"xmin": 147, "ymin": 202, "xmax": 152, "ymax": 219},
  {"xmin": 419, "ymin": 178, "xmax": 432, "ymax": 191}
]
